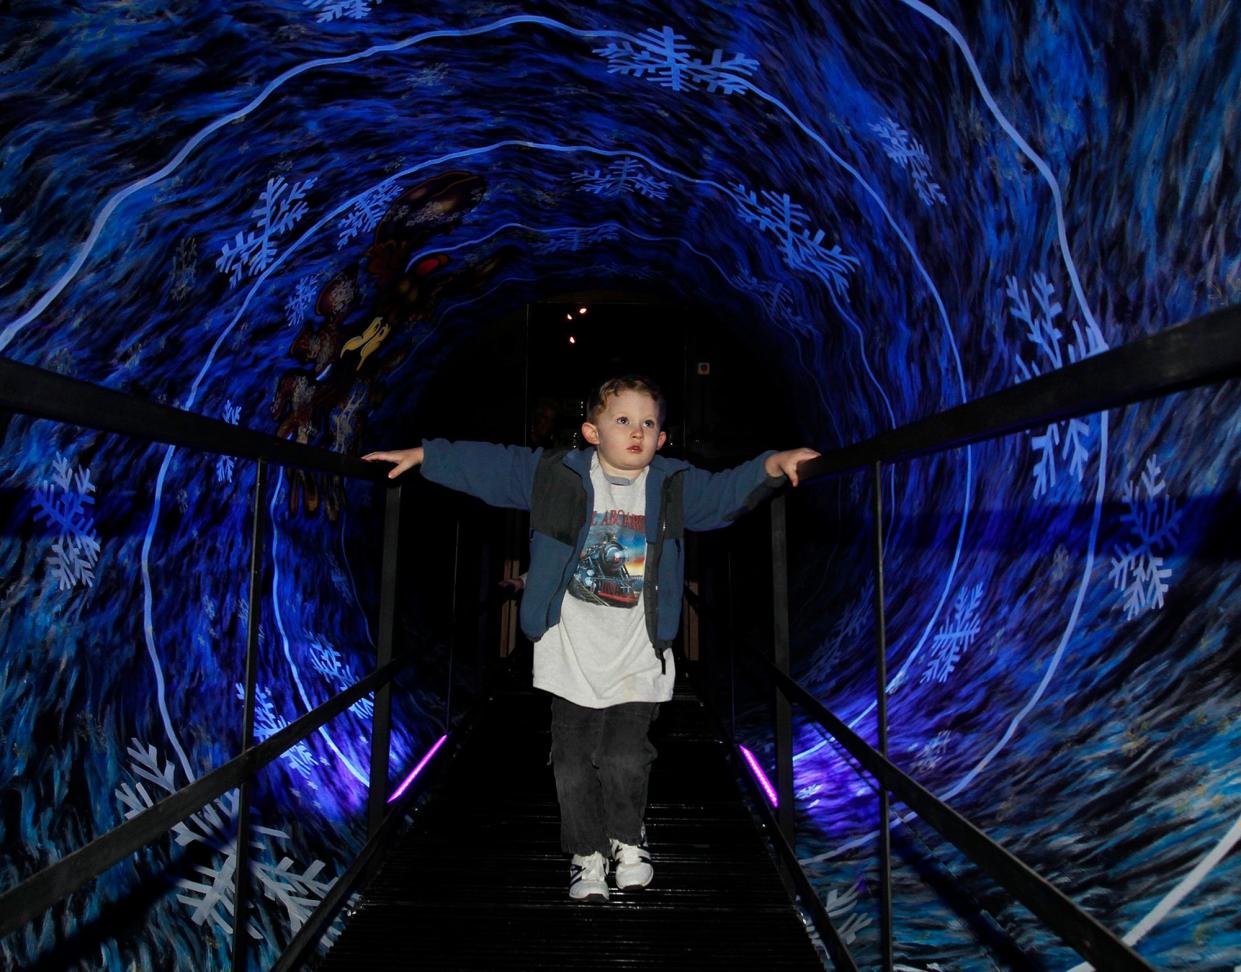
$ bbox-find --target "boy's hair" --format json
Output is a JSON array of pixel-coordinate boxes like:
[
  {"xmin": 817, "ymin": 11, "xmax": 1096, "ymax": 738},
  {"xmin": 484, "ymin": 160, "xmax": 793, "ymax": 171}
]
[{"xmin": 586, "ymin": 374, "xmax": 667, "ymax": 428}]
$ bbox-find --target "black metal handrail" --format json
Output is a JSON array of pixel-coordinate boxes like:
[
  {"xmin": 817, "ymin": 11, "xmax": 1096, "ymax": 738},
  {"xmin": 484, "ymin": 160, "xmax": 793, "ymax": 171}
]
[
  {"xmin": 0, "ymin": 355, "xmax": 425, "ymax": 970},
  {"xmin": 763, "ymin": 658, "xmax": 1155, "ymax": 971},
  {"xmin": 798, "ymin": 303, "xmax": 1241, "ymax": 481},
  {"xmin": 687, "ymin": 659, "xmax": 859, "ymax": 971},
  {"xmin": 0, "ymin": 654, "xmax": 411, "ymax": 939},
  {"xmin": 700, "ymin": 305, "xmax": 1239, "ymax": 970},
  {"xmin": 0, "ymin": 357, "xmax": 385, "ymax": 480},
  {"xmin": 693, "ymin": 561, "xmax": 1156, "ymax": 970},
  {"xmin": 2, "ymin": 302, "xmax": 1236, "ymax": 967},
  {"xmin": 269, "ymin": 702, "xmax": 479, "ymax": 972}
]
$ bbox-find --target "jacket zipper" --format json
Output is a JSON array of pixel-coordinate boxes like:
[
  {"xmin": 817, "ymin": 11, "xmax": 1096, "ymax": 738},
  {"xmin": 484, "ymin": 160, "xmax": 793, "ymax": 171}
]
[{"xmin": 653, "ymin": 479, "xmax": 668, "ymax": 674}]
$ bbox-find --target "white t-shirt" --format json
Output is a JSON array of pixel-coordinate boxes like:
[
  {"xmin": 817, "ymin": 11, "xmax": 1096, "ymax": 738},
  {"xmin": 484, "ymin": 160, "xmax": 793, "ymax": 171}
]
[{"xmin": 532, "ymin": 455, "xmax": 676, "ymax": 708}]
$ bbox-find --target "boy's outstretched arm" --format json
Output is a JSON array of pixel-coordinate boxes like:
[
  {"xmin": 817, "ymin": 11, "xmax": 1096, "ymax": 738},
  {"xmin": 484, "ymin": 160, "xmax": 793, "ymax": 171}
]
[
  {"xmin": 764, "ymin": 448, "xmax": 821, "ymax": 487},
  {"xmin": 362, "ymin": 446, "xmax": 424, "ymax": 479},
  {"xmin": 363, "ymin": 440, "xmax": 539, "ymax": 510},
  {"xmin": 682, "ymin": 446, "xmax": 823, "ymax": 532}
]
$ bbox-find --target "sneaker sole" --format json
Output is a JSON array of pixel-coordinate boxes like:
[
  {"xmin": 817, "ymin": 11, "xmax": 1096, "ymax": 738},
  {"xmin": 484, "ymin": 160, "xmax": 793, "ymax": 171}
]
[{"xmin": 570, "ymin": 891, "xmax": 609, "ymax": 903}]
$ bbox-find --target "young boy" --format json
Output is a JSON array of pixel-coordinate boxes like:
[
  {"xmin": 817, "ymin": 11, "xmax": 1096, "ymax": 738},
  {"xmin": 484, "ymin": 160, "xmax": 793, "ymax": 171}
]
[{"xmin": 363, "ymin": 375, "xmax": 817, "ymax": 902}]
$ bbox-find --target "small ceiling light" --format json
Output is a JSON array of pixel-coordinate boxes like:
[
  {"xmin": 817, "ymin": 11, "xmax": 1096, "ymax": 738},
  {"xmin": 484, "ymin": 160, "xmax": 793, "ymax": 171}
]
[
  {"xmin": 568, "ymin": 335, "xmax": 577, "ymax": 344},
  {"xmin": 578, "ymin": 306, "xmax": 588, "ymax": 315},
  {"xmin": 566, "ymin": 312, "xmax": 573, "ymax": 321}
]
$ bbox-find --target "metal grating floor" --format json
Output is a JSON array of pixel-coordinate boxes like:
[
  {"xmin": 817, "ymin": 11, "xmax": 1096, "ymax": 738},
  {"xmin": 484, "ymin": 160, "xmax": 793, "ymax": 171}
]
[{"xmin": 316, "ymin": 685, "xmax": 825, "ymax": 971}]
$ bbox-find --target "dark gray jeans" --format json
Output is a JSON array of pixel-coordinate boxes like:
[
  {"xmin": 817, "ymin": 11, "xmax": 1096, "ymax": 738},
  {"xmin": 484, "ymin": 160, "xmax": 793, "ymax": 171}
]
[{"xmin": 550, "ymin": 696, "xmax": 659, "ymax": 856}]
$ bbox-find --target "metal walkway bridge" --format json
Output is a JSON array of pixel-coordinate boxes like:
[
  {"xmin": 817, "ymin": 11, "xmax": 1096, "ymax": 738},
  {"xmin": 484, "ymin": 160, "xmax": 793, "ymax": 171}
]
[{"xmin": 319, "ymin": 683, "xmax": 825, "ymax": 971}]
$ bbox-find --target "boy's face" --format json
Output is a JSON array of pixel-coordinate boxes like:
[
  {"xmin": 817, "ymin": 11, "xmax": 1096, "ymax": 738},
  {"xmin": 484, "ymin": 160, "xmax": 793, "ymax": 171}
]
[{"xmin": 581, "ymin": 388, "xmax": 666, "ymax": 478}]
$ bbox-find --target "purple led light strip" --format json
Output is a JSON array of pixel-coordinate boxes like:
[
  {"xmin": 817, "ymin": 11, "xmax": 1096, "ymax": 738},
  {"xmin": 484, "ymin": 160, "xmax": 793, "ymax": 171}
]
[
  {"xmin": 388, "ymin": 734, "xmax": 448, "ymax": 803},
  {"xmin": 739, "ymin": 744, "xmax": 779, "ymax": 807}
]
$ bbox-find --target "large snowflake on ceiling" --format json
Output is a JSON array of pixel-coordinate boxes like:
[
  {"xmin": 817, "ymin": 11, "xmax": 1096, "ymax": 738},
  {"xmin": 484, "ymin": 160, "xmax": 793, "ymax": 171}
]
[
  {"xmin": 216, "ymin": 401, "xmax": 242, "ymax": 485},
  {"xmin": 922, "ymin": 583, "xmax": 984, "ymax": 684},
  {"xmin": 337, "ymin": 182, "xmax": 403, "ymax": 249},
  {"xmin": 734, "ymin": 268, "xmax": 809, "ymax": 336},
  {"xmin": 870, "ymin": 117, "xmax": 946, "ymax": 206},
  {"xmin": 1006, "ymin": 273, "xmax": 1107, "ymax": 498},
  {"xmin": 308, "ymin": 637, "xmax": 374, "ymax": 721},
  {"xmin": 239, "ymin": 682, "xmax": 326, "ymax": 781},
  {"xmin": 733, "ymin": 186, "xmax": 860, "ymax": 297},
  {"xmin": 33, "ymin": 454, "xmax": 101, "ymax": 590},
  {"xmin": 115, "ymin": 739, "xmax": 339, "ymax": 944},
  {"xmin": 594, "ymin": 27, "xmax": 758, "ymax": 95},
  {"xmin": 1109, "ymin": 455, "xmax": 1182, "ymax": 619},
  {"xmin": 216, "ymin": 176, "xmax": 316, "ymax": 287},
  {"xmin": 572, "ymin": 159, "xmax": 670, "ymax": 200},
  {"xmin": 533, "ymin": 225, "xmax": 621, "ymax": 254},
  {"xmin": 285, "ymin": 273, "xmax": 320, "ymax": 329},
  {"xmin": 303, "ymin": 0, "xmax": 381, "ymax": 22}
]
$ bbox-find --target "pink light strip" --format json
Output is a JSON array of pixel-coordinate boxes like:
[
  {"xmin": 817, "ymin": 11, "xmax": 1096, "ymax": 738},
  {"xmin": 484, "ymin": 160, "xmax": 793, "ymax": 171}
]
[
  {"xmin": 387, "ymin": 734, "xmax": 448, "ymax": 803},
  {"xmin": 739, "ymin": 744, "xmax": 779, "ymax": 807}
]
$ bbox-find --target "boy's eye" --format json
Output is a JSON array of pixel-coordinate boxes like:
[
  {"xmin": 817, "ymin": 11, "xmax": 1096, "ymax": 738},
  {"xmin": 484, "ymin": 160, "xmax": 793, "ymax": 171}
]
[
  {"xmin": 616, "ymin": 416, "xmax": 628, "ymax": 425},
  {"xmin": 643, "ymin": 420, "xmax": 656, "ymax": 429}
]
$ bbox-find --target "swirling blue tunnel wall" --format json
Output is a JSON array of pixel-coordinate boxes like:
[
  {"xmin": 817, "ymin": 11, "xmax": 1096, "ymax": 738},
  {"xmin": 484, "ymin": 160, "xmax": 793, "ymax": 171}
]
[{"xmin": 1, "ymin": 2, "xmax": 1239, "ymax": 969}]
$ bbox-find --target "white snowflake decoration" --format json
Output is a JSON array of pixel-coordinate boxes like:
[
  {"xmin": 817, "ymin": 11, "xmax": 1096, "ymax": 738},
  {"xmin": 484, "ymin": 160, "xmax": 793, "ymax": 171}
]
[
  {"xmin": 215, "ymin": 401, "xmax": 242, "ymax": 484},
  {"xmin": 533, "ymin": 225, "xmax": 620, "ymax": 254},
  {"xmin": 823, "ymin": 885, "xmax": 873, "ymax": 944},
  {"xmin": 594, "ymin": 27, "xmax": 758, "ymax": 95},
  {"xmin": 1108, "ymin": 455, "xmax": 1183, "ymax": 619},
  {"xmin": 308, "ymin": 638, "xmax": 374, "ymax": 720},
  {"xmin": 805, "ymin": 585, "xmax": 872, "ymax": 688},
  {"xmin": 329, "ymin": 562, "xmax": 352, "ymax": 597},
  {"xmin": 33, "ymin": 454, "xmax": 101, "ymax": 590},
  {"xmin": 869, "ymin": 117, "xmax": 946, "ymax": 206},
  {"xmin": 329, "ymin": 382, "xmax": 369, "ymax": 454},
  {"xmin": 910, "ymin": 730, "xmax": 952, "ymax": 775},
  {"xmin": 216, "ymin": 175, "xmax": 317, "ymax": 287},
  {"xmin": 594, "ymin": 260, "xmax": 658, "ymax": 281},
  {"xmin": 572, "ymin": 159, "xmax": 670, "ymax": 200},
  {"xmin": 922, "ymin": 583, "xmax": 984, "ymax": 684},
  {"xmin": 285, "ymin": 273, "xmax": 321, "ymax": 329},
  {"xmin": 337, "ymin": 182, "xmax": 403, "ymax": 249},
  {"xmin": 242, "ymin": 683, "xmax": 325, "ymax": 781},
  {"xmin": 115, "ymin": 738, "xmax": 337, "ymax": 942},
  {"xmin": 735, "ymin": 268, "xmax": 809, "ymax": 336},
  {"xmin": 303, "ymin": 0, "xmax": 381, "ymax": 22},
  {"xmin": 1006, "ymin": 273, "xmax": 1107, "ymax": 498},
  {"xmin": 733, "ymin": 185, "xmax": 860, "ymax": 298}
]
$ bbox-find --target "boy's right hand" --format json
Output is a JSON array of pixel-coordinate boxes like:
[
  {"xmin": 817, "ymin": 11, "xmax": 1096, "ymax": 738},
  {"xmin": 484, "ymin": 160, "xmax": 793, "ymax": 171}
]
[{"xmin": 362, "ymin": 446, "xmax": 424, "ymax": 479}]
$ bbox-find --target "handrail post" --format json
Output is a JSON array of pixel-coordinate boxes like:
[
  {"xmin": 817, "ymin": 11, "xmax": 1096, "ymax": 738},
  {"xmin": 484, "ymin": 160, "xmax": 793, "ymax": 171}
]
[
  {"xmin": 771, "ymin": 495, "xmax": 795, "ymax": 842},
  {"xmin": 727, "ymin": 550, "xmax": 737, "ymax": 741},
  {"xmin": 231, "ymin": 458, "xmax": 267, "ymax": 971},
  {"xmin": 446, "ymin": 517, "xmax": 461, "ymax": 730},
  {"xmin": 872, "ymin": 461, "xmax": 893, "ymax": 970},
  {"xmin": 368, "ymin": 483, "xmax": 402, "ymax": 838}
]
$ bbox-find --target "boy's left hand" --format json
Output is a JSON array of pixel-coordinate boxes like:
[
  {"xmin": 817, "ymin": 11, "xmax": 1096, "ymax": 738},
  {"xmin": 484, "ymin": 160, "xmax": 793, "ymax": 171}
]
[{"xmin": 765, "ymin": 448, "xmax": 821, "ymax": 487}]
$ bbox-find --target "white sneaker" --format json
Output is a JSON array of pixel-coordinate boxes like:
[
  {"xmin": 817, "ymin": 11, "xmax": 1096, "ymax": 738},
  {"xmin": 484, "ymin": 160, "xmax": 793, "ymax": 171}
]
[
  {"xmin": 609, "ymin": 836, "xmax": 654, "ymax": 890},
  {"xmin": 568, "ymin": 851, "xmax": 609, "ymax": 902}
]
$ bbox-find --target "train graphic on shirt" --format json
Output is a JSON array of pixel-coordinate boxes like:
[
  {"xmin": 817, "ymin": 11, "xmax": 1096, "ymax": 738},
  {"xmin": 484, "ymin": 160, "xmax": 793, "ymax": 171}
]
[{"xmin": 569, "ymin": 531, "xmax": 642, "ymax": 608}]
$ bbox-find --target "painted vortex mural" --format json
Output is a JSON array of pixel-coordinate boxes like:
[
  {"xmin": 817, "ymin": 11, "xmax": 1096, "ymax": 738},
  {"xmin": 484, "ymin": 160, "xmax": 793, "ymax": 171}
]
[{"xmin": 0, "ymin": 0, "xmax": 1238, "ymax": 968}]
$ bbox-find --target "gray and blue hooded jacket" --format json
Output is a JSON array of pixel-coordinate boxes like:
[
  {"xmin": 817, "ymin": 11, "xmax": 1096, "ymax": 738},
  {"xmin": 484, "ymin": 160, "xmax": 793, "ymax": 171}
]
[{"xmin": 420, "ymin": 439, "xmax": 784, "ymax": 667}]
